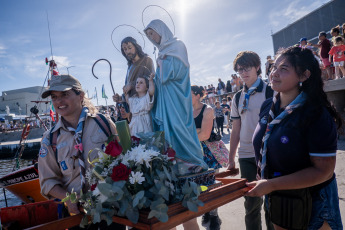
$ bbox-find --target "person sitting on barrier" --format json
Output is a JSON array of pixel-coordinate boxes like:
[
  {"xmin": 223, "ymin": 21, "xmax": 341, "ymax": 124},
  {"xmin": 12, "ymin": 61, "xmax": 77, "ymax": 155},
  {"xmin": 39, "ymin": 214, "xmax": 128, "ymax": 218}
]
[{"xmin": 248, "ymin": 46, "xmax": 343, "ymax": 230}]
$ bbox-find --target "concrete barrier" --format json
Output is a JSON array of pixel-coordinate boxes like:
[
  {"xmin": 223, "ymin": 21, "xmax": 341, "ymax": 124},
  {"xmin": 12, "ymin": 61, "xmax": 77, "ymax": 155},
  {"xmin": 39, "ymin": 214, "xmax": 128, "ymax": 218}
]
[{"xmin": 324, "ymin": 78, "xmax": 345, "ymax": 114}]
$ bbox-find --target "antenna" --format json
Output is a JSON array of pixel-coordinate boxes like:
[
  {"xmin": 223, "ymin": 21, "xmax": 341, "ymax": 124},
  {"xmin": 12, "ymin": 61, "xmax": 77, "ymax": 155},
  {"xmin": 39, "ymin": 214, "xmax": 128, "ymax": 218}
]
[{"xmin": 46, "ymin": 11, "xmax": 54, "ymax": 60}]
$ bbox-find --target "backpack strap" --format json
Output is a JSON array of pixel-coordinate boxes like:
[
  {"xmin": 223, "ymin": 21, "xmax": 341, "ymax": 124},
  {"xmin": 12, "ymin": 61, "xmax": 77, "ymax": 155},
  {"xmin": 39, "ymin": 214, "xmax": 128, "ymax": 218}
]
[
  {"xmin": 234, "ymin": 89, "xmax": 243, "ymax": 109},
  {"xmin": 265, "ymin": 85, "xmax": 274, "ymax": 99},
  {"xmin": 49, "ymin": 126, "xmax": 60, "ymax": 168},
  {"xmin": 93, "ymin": 113, "xmax": 111, "ymax": 138}
]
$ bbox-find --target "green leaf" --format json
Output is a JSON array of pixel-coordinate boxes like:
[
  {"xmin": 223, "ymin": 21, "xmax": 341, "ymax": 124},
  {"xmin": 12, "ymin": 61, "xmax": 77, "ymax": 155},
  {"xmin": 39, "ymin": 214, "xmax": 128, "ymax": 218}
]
[
  {"xmin": 104, "ymin": 213, "xmax": 113, "ymax": 226},
  {"xmin": 126, "ymin": 206, "xmax": 139, "ymax": 224},
  {"xmin": 61, "ymin": 196, "xmax": 70, "ymax": 203},
  {"xmin": 155, "ymin": 203, "xmax": 168, "ymax": 213},
  {"xmin": 150, "ymin": 197, "xmax": 165, "ymax": 209},
  {"xmin": 148, "ymin": 210, "xmax": 158, "ymax": 219},
  {"xmin": 93, "ymin": 165, "xmax": 104, "ymax": 174},
  {"xmin": 163, "ymin": 165, "xmax": 171, "ymax": 181},
  {"xmin": 137, "ymin": 196, "xmax": 147, "ymax": 209},
  {"xmin": 80, "ymin": 215, "xmax": 89, "ymax": 228},
  {"xmin": 70, "ymin": 192, "xmax": 77, "ymax": 203},
  {"xmin": 96, "ymin": 201, "xmax": 103, "ymax": 213},
  {"xmin": 149, "ymin": 204, "xmax": 169, "ymax": 223},
  {"xmin": 182, "ymin": 181, "xmax": 192, "ymax": 194},
  {"xmin": 187, "ymin": 201, "xmax": 199, "ymax": 212},
  {"xmin": 98, "ymin": 182, "xmax": 113, "ymax": 197},
  {"xmin": 158, "ymin": 184, "xmax": 169, "ymax": 201},
  {"xmin": 105, "ymin": 176, "xmax": 113, "ymax": 184},
  {"xmin": 196, "ymin": 199, "xmax": 204, "ymax": 207},
  {"xmin": 111, "ymin": 185, "xmax": 124, "ymax": 200},
  {"xmin": 118, "ymin": 199, "xmax": 129, "ymax": 216},
  {"xmin": 113, "ymin": 180, "xmax": 126, "ymax": 188},
  {"xmin": 156, "ymin": 213, "xmax": 169, "ymax": 223},
  {"xmin": 133, "ymin": 190, "xmax": 145, "ymax": 207},
  {"xmin": 156, "ymin": 169, "xmax": 166, "ymax": 180},
  {"xmin": 190, "ymin": 182, "xmax": 199, "ymax": 195},
  {"xmin": 92, "ymin": 211, "xmax": 101, "ymax": 224}
]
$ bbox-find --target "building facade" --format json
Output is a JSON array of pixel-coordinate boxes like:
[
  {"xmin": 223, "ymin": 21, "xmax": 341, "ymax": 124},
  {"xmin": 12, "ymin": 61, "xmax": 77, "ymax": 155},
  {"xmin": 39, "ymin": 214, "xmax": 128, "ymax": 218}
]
[{"xmin": 0, "ymin": 86, "xmax": 49, "ymax": 116}]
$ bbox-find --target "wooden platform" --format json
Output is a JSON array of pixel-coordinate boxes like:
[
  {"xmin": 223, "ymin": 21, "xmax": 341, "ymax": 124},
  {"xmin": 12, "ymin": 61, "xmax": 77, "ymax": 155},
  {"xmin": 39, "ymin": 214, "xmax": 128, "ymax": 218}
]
[{"xmin": 25, "ymin": 169, "xmax": 248, "ymax": 230}]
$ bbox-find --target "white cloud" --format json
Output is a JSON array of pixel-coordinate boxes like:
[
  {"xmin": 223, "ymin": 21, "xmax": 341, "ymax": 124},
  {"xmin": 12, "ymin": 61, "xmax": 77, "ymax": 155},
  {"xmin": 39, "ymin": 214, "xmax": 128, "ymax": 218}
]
[
  {"xmin": 52, "ymin": 56, "xmax": 71, "ymax": 68},
  {"xmin": 232, "ymin": 33, "xmax": 245, "ymax": 39}
]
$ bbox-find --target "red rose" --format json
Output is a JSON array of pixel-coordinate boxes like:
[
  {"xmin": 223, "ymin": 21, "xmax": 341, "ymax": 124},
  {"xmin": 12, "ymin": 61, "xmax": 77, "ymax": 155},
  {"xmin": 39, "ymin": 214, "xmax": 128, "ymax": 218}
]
[
  {"xmin": 90, "ymin": 183, "xmax": 97, "ymax": 191},
  {"xmin": 131, "ymin": 136, "xmax": 140, "ymax": 146},
  {"xmin": 105, "ymin": 140, "xmax": 122, "ymax": 157},
  {"xmin": 111, "ymin": 163, "xmax": 131, "ymax": 182},
  {"xmin": 165, "ymin": 147, "xmax": 176, "ymax": 160}
]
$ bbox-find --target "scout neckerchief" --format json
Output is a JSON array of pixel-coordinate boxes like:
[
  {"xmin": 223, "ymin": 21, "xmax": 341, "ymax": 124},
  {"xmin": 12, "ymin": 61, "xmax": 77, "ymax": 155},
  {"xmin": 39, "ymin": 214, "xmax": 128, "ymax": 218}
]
[
  {"xmin": 259, "ymin": 92, "xmax": 306, "ymax": 179},
  {"xmin": 64, "ymin": 107, "xmax": 89, "ymax": 191},
  {"xmin": 241, "ymin": 78, "xmax": 261, "ymax": 114}
]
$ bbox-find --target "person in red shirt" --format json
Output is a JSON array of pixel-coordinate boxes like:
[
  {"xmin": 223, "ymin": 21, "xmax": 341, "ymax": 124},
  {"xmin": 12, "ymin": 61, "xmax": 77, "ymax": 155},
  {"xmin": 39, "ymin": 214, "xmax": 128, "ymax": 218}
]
[
  {"xmin": 309, "ymin": 32, "xmax": 333, "ymax": 80},
  {"xmin": 329, "ymin": 36, "xmax": 345, "ymax": 79}
]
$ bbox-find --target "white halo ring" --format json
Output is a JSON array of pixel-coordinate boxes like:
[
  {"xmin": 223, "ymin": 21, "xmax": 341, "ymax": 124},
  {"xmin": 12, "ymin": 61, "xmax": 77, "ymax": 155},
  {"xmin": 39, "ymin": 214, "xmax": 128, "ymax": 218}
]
[
  {"xmin": 111, "ymin": 24, "xmax": 146, "ymax": 53},
  {"xmin": 142, "ymin": 5, "xmax": 175, "ymax": 35}
]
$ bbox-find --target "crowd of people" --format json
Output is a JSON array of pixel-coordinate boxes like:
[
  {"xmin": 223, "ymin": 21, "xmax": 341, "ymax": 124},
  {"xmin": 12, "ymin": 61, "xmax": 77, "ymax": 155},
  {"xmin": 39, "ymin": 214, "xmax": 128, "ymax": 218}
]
[
  {"xmin": 267, "ymin": 23, "xmax": 345, "ymax": 81},
  {"xmin": 36, "ymin": 16, "xmax": 344, "ymax": 230}
]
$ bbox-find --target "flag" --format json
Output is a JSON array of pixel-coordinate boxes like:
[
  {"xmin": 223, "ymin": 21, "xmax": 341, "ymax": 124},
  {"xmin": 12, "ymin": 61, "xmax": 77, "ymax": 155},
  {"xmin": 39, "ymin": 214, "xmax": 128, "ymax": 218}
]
[
  {"xmin": 52, "ymin": 70, "xmax": 59, "ymax": 75},
  {"xmin": 102, "ymin": 84, "xmax": 108, "ymax": 99},
  {"xmin": 50, "ymin": 101, "xmax": 55, "ymax": 121},
  {"xmin": 50, "ymin": 109, "xmax": 55, "ymax": 122},
  {"xmin": 93, "ymin": 87, "xmax": 98, "ymax": 99}
]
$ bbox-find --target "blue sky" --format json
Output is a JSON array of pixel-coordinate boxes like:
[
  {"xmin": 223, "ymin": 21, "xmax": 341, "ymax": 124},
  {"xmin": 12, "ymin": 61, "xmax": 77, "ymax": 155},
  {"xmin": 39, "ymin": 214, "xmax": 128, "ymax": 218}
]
[{"xmin": 0, "ymin": 0, "xmax": 330, "ymax": 106}]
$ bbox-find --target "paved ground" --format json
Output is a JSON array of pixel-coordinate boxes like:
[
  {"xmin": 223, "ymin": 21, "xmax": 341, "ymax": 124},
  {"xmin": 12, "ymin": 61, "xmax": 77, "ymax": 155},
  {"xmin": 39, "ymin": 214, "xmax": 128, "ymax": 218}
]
[{"xmin": 177, "ymin": 129, "xmax": 345, "ymax": 230}]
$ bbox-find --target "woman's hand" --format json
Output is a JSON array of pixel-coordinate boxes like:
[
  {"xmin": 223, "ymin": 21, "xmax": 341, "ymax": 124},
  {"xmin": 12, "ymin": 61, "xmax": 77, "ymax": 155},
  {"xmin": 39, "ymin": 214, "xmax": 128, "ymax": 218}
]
[
  {"xmin": 227, "ymin": 159, "xmax": 236, "ymax": 170},
  {"xmin": 245, "ymin": 179, "xmax": 273, "ymax": 197}
]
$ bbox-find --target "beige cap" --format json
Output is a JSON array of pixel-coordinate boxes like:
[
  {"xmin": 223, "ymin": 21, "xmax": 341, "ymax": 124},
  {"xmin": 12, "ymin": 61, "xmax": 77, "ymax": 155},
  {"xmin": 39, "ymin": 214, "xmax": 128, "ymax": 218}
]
[{"xmin": 41, "ymin": 75, "xmax": 82, "ymax": 98}]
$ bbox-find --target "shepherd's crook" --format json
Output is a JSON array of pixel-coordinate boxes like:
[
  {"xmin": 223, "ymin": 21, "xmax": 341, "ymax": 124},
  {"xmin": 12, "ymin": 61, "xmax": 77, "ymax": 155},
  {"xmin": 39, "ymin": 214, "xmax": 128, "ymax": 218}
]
[{"xmin": 92, "ymin": 59, "xmax": 115, "ymax": 95}]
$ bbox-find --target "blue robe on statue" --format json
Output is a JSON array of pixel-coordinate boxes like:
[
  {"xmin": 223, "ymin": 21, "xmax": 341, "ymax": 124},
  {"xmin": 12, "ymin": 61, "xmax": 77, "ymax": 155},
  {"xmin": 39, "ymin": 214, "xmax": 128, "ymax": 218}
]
[
  {"xmin": 145, "ymin": 19, "xmax": 208, "ymax": 174},
  {"xmin": 152, "ymin": 56, "xmax": 209, "ymax": 174}
]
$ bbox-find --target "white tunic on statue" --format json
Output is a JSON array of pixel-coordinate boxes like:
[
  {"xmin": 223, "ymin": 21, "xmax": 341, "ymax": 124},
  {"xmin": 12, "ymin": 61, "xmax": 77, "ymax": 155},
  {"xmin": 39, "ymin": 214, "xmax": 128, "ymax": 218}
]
[{"xmin": 128, "ymin": 92, "xmax": 154, "ymax": 136}]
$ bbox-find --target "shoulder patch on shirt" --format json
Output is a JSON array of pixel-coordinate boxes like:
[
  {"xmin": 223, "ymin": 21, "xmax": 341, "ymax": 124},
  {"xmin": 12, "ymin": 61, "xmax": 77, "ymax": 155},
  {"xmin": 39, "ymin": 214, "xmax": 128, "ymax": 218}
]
[
  {"xmin": 280, "ymin": 136, "xmax": 289, "ymax": 144},
  {"xmin": 60, "ymin": 161, "xmax": 68, "ymax": 170},
  {"xmin": 41, "ymin": 137, "xmax": 50, "ymax": 146},
  {"xmin": 39, "ymin": 147, "xmax": 48, "ymax": 158}
]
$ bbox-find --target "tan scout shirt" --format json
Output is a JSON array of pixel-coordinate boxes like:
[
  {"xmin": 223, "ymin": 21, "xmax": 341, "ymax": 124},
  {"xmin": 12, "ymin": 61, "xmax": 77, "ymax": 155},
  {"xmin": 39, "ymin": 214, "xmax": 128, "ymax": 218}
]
[
  {"xmin": 38, "ymin": 114, "xmax": 116, "ymax": 199},
  {"xmin": 230, "ymin": 80, "xmax": 268, "ymax": 159}
]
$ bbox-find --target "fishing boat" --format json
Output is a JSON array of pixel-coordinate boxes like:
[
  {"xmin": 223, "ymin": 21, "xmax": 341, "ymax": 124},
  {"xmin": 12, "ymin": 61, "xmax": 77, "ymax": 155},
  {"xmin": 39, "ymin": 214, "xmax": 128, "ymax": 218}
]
[{"xmin": 0, "ymin": 163, "xmax": 45, "ymax": 204}]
